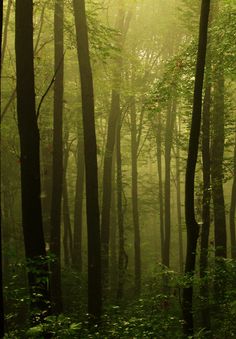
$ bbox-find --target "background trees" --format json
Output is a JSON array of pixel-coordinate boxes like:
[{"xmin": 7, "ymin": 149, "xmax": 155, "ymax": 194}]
[{"xmin": 1, "ymin": 0, "xmax": 236, "ymax": 337}]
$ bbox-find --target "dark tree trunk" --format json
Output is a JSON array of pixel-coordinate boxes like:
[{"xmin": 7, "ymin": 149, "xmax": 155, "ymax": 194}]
[
  {"xmin": 15, "ymin": 0, "xmax": 50, "ymax": 319},
  {"xmin": 72, "ymin": 131, "xmax": 85, "ymax": 271},
  {"xmin": 183, "ymin": 0, "xmax": 210, "ymax": 336},
  {"xmin": 163, "ymin": 99, "xmax": 176, "ymax": 268},
  {"xmin": 200, "ymin": 82, "xmax": 211, "ymax": 332},
  {"xmin": 230, "ymin": 132, "xmax": 236, "ymax": 259},
  {"xmin": 50, "ymin": 0, "xmax": 64, "ymax": 314},
  {"xmin": 211, "ymin": 69, "xmax": 227, "ymax": 258},
  {"xmin": 73, "ymin": 0, "xmax": 101, "ymax": 320},
  {"xmin": 130, "ymin": 96, "xmax": 141, "ymax": 295},
  {"xmin": 156, "ymin": 113, "xmax": 164, "ymax": 264}
]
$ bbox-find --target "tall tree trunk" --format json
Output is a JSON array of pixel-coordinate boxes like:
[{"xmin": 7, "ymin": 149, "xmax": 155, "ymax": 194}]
[
  {"xmin": 211, "ymin": 68, "xmax": 227, "ymax": 258},
  {"xmin": 116, "ymin": 109, "xmax": 127, "ymax": 300},
  {"xmin": 175, "ymin": 118, "xmax": 184, "ymax": 273},
  {"xmin": 230, "ymin": 131, "xmax": 236, "ymax": 259},
  {"xmin": 15, "ymin": 0, "xmax": 50, "ymax": 319},
  {"xmin": 110, "ymin": 156, "xmax": 117, "ymax": 296},
  {"xmin": 50, "ymin": 0, "xmax": 64, "ymax": 314},
  {"xmin": 200, "ymin": 81, "xmax": 211, "ymax": 332},
  {"xmin": 73, "ymin": 0, "xmax": 101, "ymax": 320},
  {"xmin": 130, "ymin": 96, "xmax": 141, "ymax": 295},
  {"xmin": 63, "ymin": 177, "xmax": 73, "ymax": 267},
  {"xmin": 101, "ymin": 7, "xmax": 131, "ymax": 290},
  {"xmin": 0, "ymin": 1, "xmax": 4, "ymax": 335},
  {"xmin": 101, "ymin": 89, "xmax": 121, "ymax": 289},
  {"xmin": 183, "ymin": 0, "xmax": 210, "ymax": 336},
  {"xmin": 163, "ymin": 99, "xmax": 176, "ymax": 268},
  {"xmin": 72, "ymin": 130, "xmax": 84, "ymax": 271},
  {"xmin": 63, "ymin": 142, "xmax": 73, "ymax": 268},
  {"xmin": 156, "ymin": 112, "xmax": 164, "ymax": 264}
]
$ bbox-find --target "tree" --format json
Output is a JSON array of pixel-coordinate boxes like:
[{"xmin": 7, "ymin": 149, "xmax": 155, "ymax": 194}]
[
  {"xmin": 163, "ymin": 98, "xmax": 176, "ymax": 268},
  {"xmin": 73, "ymin": 0, "xmax": 101, "ymax": 319},
  {"xmin": 15, "ymin": 0, "xmax": 49, "ymax": 319},
  {"xmin": 0, "ymin": 1, "xmax": 4, "ymax": 335},
  {"xmin": 50, "ymin": 0, "xmax": 64, "ymax": 314},
  {"xmin": 182, "ymin": 0, "xmax": 211, "ymax": 336},
  {"xmin": 211, "ymin": 63, "xmax": 227, "ymax": 259},
  {"xmin": 101, "ymin": 5, "xmax": 131, "ymax": 290},
  {"xmin": 155, "ymin": 115, "xmax": 164, "ymax": 264},
  {"xmin": 199, "ymin": 79, "xmax": 211, "ymax": 331},
  {"xmin": 130, "ymin": 95, "xmax": 141, "ymax": 295},
  {"xmin": 116, "ymin": 112, "xmax": 127, "ymax": 300},
  {"xmin": 175, "ymin": 118, "xmax": 184, "ymax": 273},
  {"xmin": 230, "ymin": 131, "xmax": 236, "ymax": 259},
  {"xmin": 72, "ymin": 128, "xmax": 85, "ymax": 272}
]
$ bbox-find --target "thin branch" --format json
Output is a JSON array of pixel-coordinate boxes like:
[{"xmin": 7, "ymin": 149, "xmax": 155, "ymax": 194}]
[
  {"xmin": 137, "ymin": 127, "xmax": 151, "ymax": 159},
  {"xmin": 36, "ymin": 51, "xmax": 66, "ymax": 119}
]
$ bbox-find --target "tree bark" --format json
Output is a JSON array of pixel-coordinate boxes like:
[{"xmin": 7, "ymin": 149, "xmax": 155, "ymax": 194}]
[
  {"xmin": 63, "ymin": 140, "xmax": 73, "ymax": 268},
  {"xmin": 175, "ymin": 118, "xmax": 184, "ymax": 273},
  {"xmin": 0, "ymin": 1, "xmax": 4, "ymax": 335},
  {"xmin": 183, "ymin": 0, "xmax": 210, "ymax": 336},
  {"xmin": 101, "ymin": 7, "xmax": 131, "ymax": 290},
  {"xmin": 50, "ymin": 0, "xmax": 64, "ymax": 314},
  {"xmin": 15, "ymin": 0, "xmax": 50, "ymax": 319},
  {"xmin": 163, "ymin": 99, "xmax": 176, "ymax": 268},
  {"xmin": 72, "ymin": 130, "xmax": 85, "ymax": 271},
  {"xmin": 200, "ymin": 81, "xmax": 211, "ymax": 332},
  {"xmin": 73, "ymin": 0, "xmax": 101, "ymax": 320},
  {"xmin": 211, "ymin": 68, "xmax": 227, "ymax": 258},
  {"xmin": 156, "ymin": 113, "xmax": 164, "ymax": 264},
  {"xmin": 130, "ymin": 96, "xmax": 141, "ymax": 295},
  {"xmin": 230, "ymin": 131, "xmax": 236, "ymax": 259},
  {"xmin": 116, "ymin": 108, "xmax": 127, "ymax": 300}
]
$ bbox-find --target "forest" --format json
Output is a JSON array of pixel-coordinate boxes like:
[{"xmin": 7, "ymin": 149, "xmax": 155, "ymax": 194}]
[{"xmin": 0, "ymin": 0, "xmax": 236, "ymax": 338}]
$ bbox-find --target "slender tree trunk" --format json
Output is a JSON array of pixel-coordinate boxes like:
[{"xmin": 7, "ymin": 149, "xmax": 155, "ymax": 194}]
[
  {"xmin": 72, "ymin": 130, "xmax": 84, "ymax": 271},
  {"xmin": 50, "ymin": 0, "xmax": 64, "ymax": 314},
  {"xmin": 73, "ymin": 0, "xmax": 101, "ymax": 319},
  {"xmin": 0, "ymin": 210, "xmax": 3, "ymax": 339},
  {"xmin": 63, "ymin": 177, "xmax": 73, "ymax": 267},
  {"xmin": 175, "ymin": 119, "xmax": 184, "ymax": 273},
  {"xmin": 183, "ymin": 0, "xmax": 210, "ymax": 336},
  {"xmin": 211, "ymin": 68, "xmax": 227, "ymax": 258},
  {"xmin": 0, "ymin": 2, "xmax": 4, "ymax": 336},
  {"xmin": 110, "ymin": 156, "xmax": 117, "ymax": 295},
  {"xmin": 101, "ymin": 7, "xmax": 131, "ymax": 290},
  {"xmin": 163, "ymin": 99, "xmax": 176, "ymax": 268},
  {"xmin": 15, "ymin": 0, "xmax": 50, "ymax": 319},
  {"xmin": 101, "ymin": 89, "xmax": 121, "ymax": 289},
  {"xmin": 200, "ymin": 81, "xmax": 211, "ymax": 332},
  {"xmin": 230, "ymin": 131, "xmax": 236, "ymax": 259},
  {"xmin": 130, "ymin": 96, "xmax": 141, "ymax": 295},
  {"xmin": 156, "ymin": 112, "xmax": 164, "ymax": 264},
  {"xmin": 116, "ymin": 109, "xmax": 127, "ymax": 300},
  {"xmin": 62, "ymin": 142, "xmax": 73, "ymax": 267}
]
